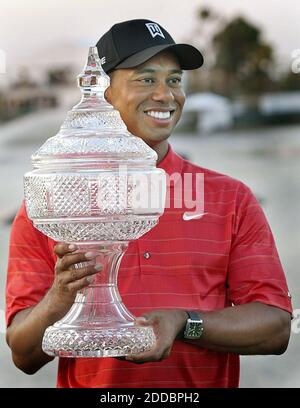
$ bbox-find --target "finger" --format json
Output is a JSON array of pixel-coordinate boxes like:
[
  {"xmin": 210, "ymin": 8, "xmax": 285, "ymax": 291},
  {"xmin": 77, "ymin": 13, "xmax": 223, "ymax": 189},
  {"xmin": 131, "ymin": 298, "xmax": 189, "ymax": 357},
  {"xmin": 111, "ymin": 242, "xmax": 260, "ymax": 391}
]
[
  {"xmin": 134, "ymin": 316, "xmax": 161, "ymax": 339},
  {"xmin": 125, "ymin": 341, "xmax": 171, "ymax": 364},
  {"xmin": 134, "ymin": 315, "xmax": 158, "ymax": 327},
  {"xmin": 125, "ymin": 347, "xmax": 163, "ymax": 364},
  {"xmin": 124, "ymin": 337, "xmax": 163, "ymax": 363},
  {"xmin": 68, "ymin": 275, "xmax": 96, "ymax": 292},
  {"xmin": 58, "ymin": 251, "xmax": 98, "ymax": 272},
  {"xmin": 54, "ymin": 242, "xmax": 78, "ymax": 258},
  {"xmin": 134, "ymin": 317, "xmax": 148, "ymax": 326},
  {"xmin": 64, "ymin": 263, "xmax": 102, "ymax": 284}
]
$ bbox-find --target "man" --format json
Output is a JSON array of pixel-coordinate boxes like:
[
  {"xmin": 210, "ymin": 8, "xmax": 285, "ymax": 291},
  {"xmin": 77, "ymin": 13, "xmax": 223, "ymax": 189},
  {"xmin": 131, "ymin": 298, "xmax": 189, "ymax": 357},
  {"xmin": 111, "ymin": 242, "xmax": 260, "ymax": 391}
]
[{"xmin": 6, "ymin": 19, "xmax": 292, "ymax": 388}]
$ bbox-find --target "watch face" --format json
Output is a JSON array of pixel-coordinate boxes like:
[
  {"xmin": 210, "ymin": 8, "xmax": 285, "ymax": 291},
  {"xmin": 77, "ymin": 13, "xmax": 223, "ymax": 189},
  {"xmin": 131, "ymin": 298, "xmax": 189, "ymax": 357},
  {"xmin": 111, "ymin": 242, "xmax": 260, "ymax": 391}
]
[
  {"xmin": 189, "ymin": 323, "xmax": 201, "ymax": 337},
  {"xmin": 188, "ymin": 322, "xmax": 203, "ymax": 337}
]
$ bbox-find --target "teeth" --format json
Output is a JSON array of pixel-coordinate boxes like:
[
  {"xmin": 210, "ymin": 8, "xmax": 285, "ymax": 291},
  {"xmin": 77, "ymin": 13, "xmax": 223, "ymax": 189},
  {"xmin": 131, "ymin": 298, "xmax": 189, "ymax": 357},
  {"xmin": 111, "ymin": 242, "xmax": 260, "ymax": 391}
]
[{"xmin": 146, "ymin": 111, "xmax": 171, "ymax": 119}]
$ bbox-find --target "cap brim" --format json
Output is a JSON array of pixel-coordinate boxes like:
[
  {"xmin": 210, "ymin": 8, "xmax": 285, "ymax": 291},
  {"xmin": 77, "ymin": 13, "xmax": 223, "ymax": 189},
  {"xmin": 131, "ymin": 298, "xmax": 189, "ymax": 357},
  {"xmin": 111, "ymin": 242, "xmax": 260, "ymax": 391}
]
[{"xmin": 115, "ymin": 43, "xmax": 204, "ymax": 71}]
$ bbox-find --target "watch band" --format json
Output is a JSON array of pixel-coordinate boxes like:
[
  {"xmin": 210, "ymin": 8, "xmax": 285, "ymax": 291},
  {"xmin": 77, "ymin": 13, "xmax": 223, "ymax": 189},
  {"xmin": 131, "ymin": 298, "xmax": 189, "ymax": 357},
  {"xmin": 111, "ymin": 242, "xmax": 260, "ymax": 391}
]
[{"xmin": 186, "ymin": 310, "xmax": 200, "ymax": 321}]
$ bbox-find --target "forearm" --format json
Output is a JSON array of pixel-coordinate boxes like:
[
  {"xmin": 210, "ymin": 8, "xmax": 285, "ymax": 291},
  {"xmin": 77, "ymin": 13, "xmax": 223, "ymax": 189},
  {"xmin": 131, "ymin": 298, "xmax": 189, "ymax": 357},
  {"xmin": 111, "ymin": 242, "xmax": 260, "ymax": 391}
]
[
  {"xmin": 185, "ymin": 302, "xmax": 291, "ymax": 355},
  {"xmin": 6, "ymin": 243, "xmax": 100, "ymax": 374},
  {"xmin": 6, "ymin": 289, "xmax": 67, "ymax": 374}
]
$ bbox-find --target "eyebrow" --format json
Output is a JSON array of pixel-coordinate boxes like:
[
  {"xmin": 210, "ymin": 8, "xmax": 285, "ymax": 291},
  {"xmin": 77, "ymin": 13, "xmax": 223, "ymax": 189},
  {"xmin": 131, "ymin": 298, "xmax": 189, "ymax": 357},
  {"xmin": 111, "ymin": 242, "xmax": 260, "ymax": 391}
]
[{"xmin": 134, "ymin": 68, "xmax": 183, "ymax": 75}]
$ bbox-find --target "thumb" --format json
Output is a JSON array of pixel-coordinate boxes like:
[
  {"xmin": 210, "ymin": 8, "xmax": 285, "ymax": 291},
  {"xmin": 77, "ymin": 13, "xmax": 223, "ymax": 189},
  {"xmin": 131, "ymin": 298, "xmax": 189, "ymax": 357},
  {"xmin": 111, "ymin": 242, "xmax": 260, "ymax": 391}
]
[{"xmin": 134, "ymin": 316, "xmax": 150, "ymax": 326}]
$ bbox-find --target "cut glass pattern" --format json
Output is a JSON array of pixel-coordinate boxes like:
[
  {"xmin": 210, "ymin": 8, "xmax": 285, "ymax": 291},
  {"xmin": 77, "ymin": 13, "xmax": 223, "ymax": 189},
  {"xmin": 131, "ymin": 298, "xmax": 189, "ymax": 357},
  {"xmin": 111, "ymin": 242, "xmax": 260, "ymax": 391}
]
[{"xmin": 23, "ymin": 46, "xmax": 166, "ymax": 358}]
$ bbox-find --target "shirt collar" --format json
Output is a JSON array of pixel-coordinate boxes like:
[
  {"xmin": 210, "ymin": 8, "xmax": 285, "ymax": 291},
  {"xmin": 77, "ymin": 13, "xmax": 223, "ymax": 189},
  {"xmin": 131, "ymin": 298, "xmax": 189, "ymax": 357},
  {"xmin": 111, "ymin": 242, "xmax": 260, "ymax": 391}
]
[{"xmin": 156, "ymin": 143, "xmax": 183, "ymax": 177}]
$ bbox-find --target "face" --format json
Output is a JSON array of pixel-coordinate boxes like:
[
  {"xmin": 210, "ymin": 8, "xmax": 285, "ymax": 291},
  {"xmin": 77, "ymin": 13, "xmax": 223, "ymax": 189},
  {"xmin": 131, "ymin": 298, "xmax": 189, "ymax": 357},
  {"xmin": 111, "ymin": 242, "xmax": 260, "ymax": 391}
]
[{"xmin": 105, "ymin": 52, "xmax": 185, "ymax": 148}]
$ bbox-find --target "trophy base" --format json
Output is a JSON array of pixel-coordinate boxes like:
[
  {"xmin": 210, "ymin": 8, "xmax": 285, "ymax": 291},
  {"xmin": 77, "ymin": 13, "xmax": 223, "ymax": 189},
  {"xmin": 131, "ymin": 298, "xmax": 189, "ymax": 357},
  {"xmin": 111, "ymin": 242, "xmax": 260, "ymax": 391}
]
[{"xmin": 42, "ymin": 324, "xmax": 156, "ymax": 358}]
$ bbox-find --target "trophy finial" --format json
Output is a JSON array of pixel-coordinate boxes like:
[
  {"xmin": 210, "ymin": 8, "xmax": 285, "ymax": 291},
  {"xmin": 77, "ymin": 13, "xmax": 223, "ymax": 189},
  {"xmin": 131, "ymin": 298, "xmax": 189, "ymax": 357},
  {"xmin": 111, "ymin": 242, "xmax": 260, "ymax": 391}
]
[{"xmin": 77, "ymin": 46, "xmax": 110, "ymax": 94}]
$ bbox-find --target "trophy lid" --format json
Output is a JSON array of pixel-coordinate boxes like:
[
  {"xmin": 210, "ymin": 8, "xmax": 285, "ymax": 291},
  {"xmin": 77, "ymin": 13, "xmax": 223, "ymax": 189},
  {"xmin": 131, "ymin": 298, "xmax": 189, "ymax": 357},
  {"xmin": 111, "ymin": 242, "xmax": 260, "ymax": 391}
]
[{"xmin": 31, "ymin": 47, "xmax": 157, "ymax": 167}]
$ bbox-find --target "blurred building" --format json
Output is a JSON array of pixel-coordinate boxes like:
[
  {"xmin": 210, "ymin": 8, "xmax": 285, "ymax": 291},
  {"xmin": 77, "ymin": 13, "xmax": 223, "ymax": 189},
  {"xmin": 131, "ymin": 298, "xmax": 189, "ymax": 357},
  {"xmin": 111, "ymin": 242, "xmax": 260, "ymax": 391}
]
[
  {"xmin": 0, "ymin": 87, "xmax": 57, "ymax": 122},
  {"xmin": 179, "ymin": 92, "xmax": 233, "ymax": 133},
  {"xmin": 259, "ymin": 92, "xmax": 300, "ymax": 124}
]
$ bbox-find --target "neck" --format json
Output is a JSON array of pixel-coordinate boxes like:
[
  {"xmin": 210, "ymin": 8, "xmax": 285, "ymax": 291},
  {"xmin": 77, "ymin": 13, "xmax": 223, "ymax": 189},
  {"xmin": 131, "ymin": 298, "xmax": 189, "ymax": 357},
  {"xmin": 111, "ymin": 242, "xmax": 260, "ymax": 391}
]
[{"xmin": 150, "ymin": 140, "xmax": 169, "ymax": 163}]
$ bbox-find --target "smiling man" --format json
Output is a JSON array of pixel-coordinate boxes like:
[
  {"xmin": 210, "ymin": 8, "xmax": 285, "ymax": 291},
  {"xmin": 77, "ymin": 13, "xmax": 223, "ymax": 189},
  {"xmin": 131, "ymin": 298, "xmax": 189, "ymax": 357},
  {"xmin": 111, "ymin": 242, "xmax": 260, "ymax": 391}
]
[
  {"xmin": 105, "ymin": 52, "xmax": 184, "ymax": 160},
  {"xmin": 100, "ymin": 19, "xmax": 202, "ymax": 162},
  {"xmin": 6, "ymin": 19, "xmax": 292, "ymax": 388}
]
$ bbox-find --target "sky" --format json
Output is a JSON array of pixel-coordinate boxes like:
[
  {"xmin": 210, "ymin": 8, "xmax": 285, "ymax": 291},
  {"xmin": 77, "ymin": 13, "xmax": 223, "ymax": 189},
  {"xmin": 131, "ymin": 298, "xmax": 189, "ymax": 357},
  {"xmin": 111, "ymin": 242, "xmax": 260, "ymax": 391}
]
[{"xmin": 0, "ymin": 0, "xmax": 299, "ymax": 77}]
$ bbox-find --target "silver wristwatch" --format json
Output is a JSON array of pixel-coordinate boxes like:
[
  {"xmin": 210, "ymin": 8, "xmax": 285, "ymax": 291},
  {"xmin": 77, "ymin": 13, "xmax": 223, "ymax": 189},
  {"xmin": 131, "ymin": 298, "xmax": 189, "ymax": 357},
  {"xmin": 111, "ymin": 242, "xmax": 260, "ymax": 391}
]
[{"xmin": 183, "ymin": 310, "xmax": 204, "ymax": 339}]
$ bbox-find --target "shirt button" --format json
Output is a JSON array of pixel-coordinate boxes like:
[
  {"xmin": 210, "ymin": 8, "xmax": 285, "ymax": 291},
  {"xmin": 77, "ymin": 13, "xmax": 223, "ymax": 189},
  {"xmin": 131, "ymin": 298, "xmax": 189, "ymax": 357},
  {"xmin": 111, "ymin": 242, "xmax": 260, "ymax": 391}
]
[{"xmin": 143, "ymin": 252, "xmax": 151, "ymax": 259}]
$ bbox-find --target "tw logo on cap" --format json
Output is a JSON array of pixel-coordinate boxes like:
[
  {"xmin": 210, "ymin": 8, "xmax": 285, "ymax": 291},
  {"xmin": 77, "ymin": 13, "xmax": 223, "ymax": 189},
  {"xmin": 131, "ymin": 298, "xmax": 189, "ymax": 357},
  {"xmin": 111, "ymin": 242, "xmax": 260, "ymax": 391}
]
[{"xmin": 145, "ymin": 23, "xmax": 165, "ymax": 39}]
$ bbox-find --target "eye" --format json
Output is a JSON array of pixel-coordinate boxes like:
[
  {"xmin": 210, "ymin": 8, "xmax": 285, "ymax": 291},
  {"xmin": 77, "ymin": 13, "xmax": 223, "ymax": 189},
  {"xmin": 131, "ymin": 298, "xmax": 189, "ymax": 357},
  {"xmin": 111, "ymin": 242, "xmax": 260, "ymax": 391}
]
[
  {"xmin": 168, "ymin": 77, "xmax": 182, "ymax": 86},
  {"xmin": 139, "ymin": 77, "xmax": 155, "ymax": 84}
]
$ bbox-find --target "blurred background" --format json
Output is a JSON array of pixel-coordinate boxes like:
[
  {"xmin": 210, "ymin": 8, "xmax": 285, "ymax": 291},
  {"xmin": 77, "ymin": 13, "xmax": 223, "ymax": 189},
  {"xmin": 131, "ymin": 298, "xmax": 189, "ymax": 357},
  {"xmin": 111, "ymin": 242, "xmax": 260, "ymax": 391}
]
[{"xmin": 0, "ymin": 0, "xmax": 299, "ymax": 387}]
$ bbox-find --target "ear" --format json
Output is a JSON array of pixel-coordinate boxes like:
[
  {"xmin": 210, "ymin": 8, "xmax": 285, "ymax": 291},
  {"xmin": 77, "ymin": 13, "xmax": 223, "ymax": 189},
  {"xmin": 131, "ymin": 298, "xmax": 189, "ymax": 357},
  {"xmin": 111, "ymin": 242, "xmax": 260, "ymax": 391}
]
[{"xmin": 104, "ymin": 86, "xmax": 112, "ymax": 104}]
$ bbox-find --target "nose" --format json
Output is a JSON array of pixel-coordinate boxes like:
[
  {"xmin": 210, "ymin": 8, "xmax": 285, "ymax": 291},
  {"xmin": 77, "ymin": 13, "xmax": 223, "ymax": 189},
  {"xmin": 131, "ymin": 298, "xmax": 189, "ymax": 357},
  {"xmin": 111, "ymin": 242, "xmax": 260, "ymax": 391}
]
[{"xmin": 151, "ymin": 81, "xmax": 175, "ymax": 103}]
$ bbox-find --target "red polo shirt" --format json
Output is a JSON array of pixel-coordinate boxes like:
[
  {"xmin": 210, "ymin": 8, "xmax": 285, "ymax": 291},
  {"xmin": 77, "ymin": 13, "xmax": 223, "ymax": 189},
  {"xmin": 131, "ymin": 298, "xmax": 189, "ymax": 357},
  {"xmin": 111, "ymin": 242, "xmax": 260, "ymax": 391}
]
[{"xmin": 6, "ymin": 144, "xmax": 292, "ymax": 388}]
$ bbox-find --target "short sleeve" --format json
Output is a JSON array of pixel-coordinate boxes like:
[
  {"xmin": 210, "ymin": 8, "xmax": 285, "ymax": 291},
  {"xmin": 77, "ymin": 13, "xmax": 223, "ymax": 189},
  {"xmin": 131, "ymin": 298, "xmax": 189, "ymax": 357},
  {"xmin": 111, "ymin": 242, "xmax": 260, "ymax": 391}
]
[
  {"xmin": 227, "ymin": 184, "xmax": 292, "ymax": 314},
  {"xmin": 5, "ymin": 202, "xmax": 56, "ymax": 327}
]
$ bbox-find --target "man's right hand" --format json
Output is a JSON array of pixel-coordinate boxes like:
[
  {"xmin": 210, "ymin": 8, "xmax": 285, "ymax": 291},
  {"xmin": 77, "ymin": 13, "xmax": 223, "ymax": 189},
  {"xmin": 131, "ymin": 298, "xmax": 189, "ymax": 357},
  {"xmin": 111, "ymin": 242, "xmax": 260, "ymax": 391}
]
[
  {"xmin": 48, "ymin": 243, "xmax": 102, "ymax": 319},
  {"xmin": 6, "ymin": 243, "xmax": 102, "ymax": 375}
]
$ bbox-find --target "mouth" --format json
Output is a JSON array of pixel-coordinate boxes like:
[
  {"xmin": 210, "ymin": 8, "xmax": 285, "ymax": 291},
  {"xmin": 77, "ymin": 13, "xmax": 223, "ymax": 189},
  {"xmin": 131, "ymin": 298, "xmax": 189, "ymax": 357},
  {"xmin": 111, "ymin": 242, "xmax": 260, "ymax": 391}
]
[{"xmin": 144, "ymin": 109, "xmax": 175, "ymax": 121}]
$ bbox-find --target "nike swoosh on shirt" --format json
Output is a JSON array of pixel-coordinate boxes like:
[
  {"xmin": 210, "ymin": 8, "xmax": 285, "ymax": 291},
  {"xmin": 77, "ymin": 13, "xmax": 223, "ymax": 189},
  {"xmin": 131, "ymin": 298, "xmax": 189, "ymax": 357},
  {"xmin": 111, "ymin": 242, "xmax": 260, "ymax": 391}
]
[{"xmin": 182, "ymin": 212, "xmax": 207, "ymax": 221}]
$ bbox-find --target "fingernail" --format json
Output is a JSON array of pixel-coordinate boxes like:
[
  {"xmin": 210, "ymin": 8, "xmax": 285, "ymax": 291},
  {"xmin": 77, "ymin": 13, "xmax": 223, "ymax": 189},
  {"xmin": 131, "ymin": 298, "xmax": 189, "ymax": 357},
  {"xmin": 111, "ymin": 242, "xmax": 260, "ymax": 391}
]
[
  {"xmin": 135, "ymin": 317, "xmax": 147, "ymax": 325},
  {"xmin": 69, "ymin": 244, "xmax": 77, "ymax": 251},
  {"xmin": 87, "ymin": 276, "xmax": 94, "ymax": 283},
  {"xmin": 94, "ymin": 263, "xmax": 102, "ymax": 271},
  {"xmin": 85, "ymin": 251, "xmax": 96, "ymax": 259}
]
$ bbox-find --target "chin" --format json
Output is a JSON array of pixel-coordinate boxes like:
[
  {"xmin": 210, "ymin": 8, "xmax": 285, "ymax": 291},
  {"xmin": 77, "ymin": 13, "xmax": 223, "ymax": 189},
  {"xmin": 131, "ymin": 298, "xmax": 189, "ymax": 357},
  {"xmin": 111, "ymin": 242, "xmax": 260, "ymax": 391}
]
[
  {"xmin": 145, "ymin": 137, "xmax": 169, "ymax": 147},
  {"xmin": 132, "ymin": 133, "xmax": 165, "ymax": 144}
]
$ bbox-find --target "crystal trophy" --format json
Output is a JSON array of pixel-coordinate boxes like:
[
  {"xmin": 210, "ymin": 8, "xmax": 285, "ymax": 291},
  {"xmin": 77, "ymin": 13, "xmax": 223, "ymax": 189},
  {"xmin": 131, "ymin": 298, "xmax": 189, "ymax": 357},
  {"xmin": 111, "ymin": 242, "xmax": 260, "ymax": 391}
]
[{"xmin": 24, "ymin": 47, "xmax": 166, "ymax": 357}]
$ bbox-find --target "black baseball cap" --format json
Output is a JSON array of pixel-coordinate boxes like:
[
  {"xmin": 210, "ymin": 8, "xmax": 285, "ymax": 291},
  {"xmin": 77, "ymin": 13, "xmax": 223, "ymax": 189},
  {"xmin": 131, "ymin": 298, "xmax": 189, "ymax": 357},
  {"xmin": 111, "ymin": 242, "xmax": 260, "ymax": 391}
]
[{"xmin": 96, "ymin": 19, "xmax": 204, "ymax": 73}]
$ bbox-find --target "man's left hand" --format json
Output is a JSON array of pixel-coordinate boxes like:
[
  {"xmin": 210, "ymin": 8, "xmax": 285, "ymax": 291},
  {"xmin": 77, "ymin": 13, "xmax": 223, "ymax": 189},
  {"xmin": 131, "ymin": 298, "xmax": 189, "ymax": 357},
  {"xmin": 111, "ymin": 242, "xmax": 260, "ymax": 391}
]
[{"xmin": 124, "ymin": 309, "xmax": 187, "ymax": 364}]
